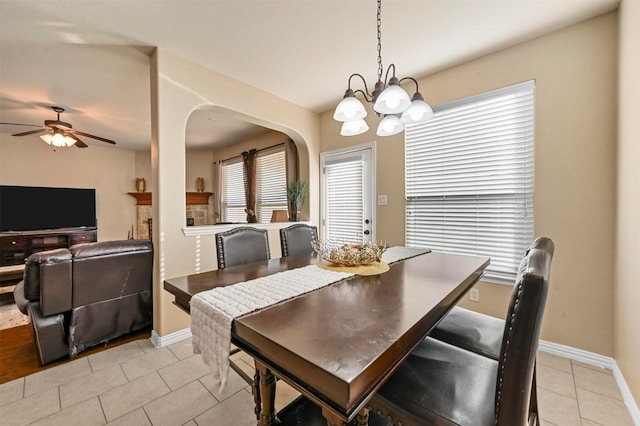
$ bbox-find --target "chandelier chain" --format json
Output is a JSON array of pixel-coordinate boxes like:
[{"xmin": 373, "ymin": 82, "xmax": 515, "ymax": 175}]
[{"xmin": 376, "ymin": 0, "xmax": 383, "ymax": 82}]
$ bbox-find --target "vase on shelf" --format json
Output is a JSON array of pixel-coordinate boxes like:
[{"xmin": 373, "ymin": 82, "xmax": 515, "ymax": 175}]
[
  {"xmin": 135, "ymin": 178, "xmax": 146, "ymax": 192},
  {"xmin": 196, "ymin": 177, "xmax": 204, "ymax": 192}
]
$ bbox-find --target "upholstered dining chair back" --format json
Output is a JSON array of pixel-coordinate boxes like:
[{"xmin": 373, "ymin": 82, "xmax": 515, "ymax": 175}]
[
  {"xmin": 494, "ymin": 237, "xmax": 553, "ymax": 424},
  {"xmin": 215, "ymin": 227, "xmax": 270, "ymax": 269},
  {"xmin": 367, "ymin": 237, "xmax": 554, "ymax": 426},
  {"xmin": 427, "ymin": 237, "xmax": 554, "ymax": 425},
  {"xmin": 279, "ymin": 224, "xmax": 318, "ymax": 257}
]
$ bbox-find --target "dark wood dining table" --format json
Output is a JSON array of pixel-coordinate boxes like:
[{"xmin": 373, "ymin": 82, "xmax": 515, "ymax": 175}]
[{"xmin": 164, "ymin": 250, "xmax": 489, "ymax": 426}]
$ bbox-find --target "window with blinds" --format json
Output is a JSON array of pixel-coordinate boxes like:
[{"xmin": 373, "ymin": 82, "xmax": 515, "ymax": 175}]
[
  {"xmin": 221, "ymin": 158, "xmax": 246, "ymax": 222},
  {"xmin": 220, "ymin": 145, "xmax": 287, "ymax": 223},
  {"xmin": 256, "ymin": 147, "xmax": 287, "ymax": 223},
  {"xmin": 405, "ymin": 80, "xmax": 535, "ymax": 284}
]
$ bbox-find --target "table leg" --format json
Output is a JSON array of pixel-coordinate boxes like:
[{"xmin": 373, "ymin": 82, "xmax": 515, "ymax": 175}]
[
  {"xmin": 253, "ymin": 366, "xmax": 261, "ymax": 420},
  {"xmin": 356, "ymin": 408, "xmax": 370, "ymax": 426},
  {"xmin": 320, "ymin": 406, "xmax": 369, "ymax": 425},
  {"xmin": 256, "ymin": 361, "xmax": 279, "ymax": 426}
]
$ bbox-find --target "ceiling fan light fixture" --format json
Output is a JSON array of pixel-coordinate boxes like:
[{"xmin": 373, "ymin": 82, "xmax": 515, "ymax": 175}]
[
  {"xmin": 40, "ymin": 130, "xmax": 76, "ymax": 147},
  {"xmin": 2, "ymin": 106, "xmax": 115, "ymax": 148}
]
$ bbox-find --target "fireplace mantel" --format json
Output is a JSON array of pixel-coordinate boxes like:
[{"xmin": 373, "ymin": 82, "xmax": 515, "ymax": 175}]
[{"xmin": 128, "ymin": 192, "xmax": 213, "ymax": 206}]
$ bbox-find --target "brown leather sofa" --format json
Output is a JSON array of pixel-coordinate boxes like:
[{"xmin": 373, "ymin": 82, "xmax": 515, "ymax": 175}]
[{"xmin": 13, "ymin": 239, "xmax": 153, "ymax": 364}]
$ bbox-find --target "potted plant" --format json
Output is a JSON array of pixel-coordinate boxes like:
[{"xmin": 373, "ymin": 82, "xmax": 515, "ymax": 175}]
[{"xmin": 286, "ymin": 180, "xmax": 308, "ymax": 222}]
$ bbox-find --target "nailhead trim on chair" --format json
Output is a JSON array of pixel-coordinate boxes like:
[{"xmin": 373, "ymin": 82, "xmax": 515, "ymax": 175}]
[
  {"xmin": 215, "ymin": 227, "xmax": 270, "ymax": 269},
  {"xmin": 279, "ymin": 224, "xmax": 317, "ymax": 257},
  {"xmin": 495, "ymin": 279, "xmax": 524, "ymax": 424}
]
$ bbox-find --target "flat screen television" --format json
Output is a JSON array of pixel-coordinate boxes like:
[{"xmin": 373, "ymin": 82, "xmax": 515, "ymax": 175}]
[{"xmin": 0, "ymin": 185, "xmax": 97, "ymax": 232}]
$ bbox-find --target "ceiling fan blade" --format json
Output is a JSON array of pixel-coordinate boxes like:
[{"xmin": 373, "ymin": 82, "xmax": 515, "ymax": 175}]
[
  {"xmin": 74, "ymin": 130, "xmax": 116, "ymax": 145},
  {"xmin": 11, "ymin": 128, "xmax": 47, "ymax": 136},
  {"xmin": 0, "ymin": 122, "xmax": 42, "ymax": 127},
  {"xmin": 67, "ymin": 133, "xmax": 88, "ymax": 148}
]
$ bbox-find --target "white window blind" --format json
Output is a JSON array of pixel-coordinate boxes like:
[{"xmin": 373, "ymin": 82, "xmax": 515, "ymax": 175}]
[
  {"xmin": 220, "ymin": 145, "xmax": 287, "ymax": 223},
  {"xmin": 325, "ymin": 157, "xmax": 365, "ymax": 243},
  {"xmin": 256, "ymin": 147, "xmax": 287, "ymax": 223},
  {"xmin": 405, "ymin": 80, "xmax": 535, "ymax": 284},
  {"xmin": 221, "ymin": 159, "xmax": 246, "ymax": 223}
]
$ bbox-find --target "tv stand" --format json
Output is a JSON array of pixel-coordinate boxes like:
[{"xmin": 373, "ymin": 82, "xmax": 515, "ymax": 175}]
[{"xmin": 0, "ymin": 228, "xmax": 97, "ymax": 267}]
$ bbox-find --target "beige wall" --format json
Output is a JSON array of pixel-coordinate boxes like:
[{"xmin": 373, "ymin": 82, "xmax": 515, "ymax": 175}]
[
  {"xmin": 615, "ymin": 0, "xmax": 640, "ymax": 403},
  {"xmin": 320, "ymin": 13, "xmax": 618, "ymax": 356},
  {"xmin": 151, "ymin": 49, "xmax": 320, "ymax": 336},
  {"xmin": 212, "ymin": 129, "xmax": 284, "ymax": 163},
  {"xmin": 0, "ymin": 136, "xmax": 137, "ymax": 241},
  {"xmin": 185, "ymin": 149, "xmax": 215, "ymax": 193}
]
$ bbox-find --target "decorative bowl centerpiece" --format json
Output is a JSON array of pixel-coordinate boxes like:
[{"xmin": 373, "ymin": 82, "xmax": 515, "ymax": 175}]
[{"xmin": 312, "ymin": 240, "xmax": 388, "ymax": 266}]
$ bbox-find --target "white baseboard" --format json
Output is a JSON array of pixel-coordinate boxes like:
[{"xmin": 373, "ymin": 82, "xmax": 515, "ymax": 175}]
[
  {"xmin": 150, "ymin": 328, "xmax": 192, "ymax": 348},
  {"xmin": 539, "ymin": 340, "xmax": 640, "ymax": 425}
]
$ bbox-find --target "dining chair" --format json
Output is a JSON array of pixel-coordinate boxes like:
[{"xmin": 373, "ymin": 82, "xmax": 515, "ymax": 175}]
[
  {"xmin": 215, "ymin": 226, "xmax": 270, "ymax": 269},
  {"xmin": 426, "ymin": 237, "xmax": 553, "ymax": 424},
  {"xmin": 279, "ymin": 223, "xmax": 318, "ymax": 257},
  {"xmin": 367, "ymin": 237, "xmax": 554, "ymax": 426},
  {"xmin": 430, "ymin": 237, "xmax": 553, "ymax": 358}
]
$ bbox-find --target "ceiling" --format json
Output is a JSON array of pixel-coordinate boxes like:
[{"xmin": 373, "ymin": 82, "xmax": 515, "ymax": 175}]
[{"xmin": 0, "ymin": 0, "xmax": 619, "ymax": 151}]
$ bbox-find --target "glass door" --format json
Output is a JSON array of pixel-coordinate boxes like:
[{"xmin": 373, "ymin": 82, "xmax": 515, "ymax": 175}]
[{"xmin": 320, "ymin": 143, "xmax": 375, "ymax": 244}]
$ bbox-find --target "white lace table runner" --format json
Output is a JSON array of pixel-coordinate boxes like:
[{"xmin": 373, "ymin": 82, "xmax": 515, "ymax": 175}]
[{"xmin": 190, "ymin": 246, "xmax": 429, "ymax": 391}]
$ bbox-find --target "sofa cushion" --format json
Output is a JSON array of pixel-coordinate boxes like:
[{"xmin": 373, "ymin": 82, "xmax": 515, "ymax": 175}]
[
  {"xmin": 23, "ymin": 248, "xmax": 72, "ymax": 301},
  {"xmin": 70, "ymin": 239, "xmax": 152, "ymax": 259},
  {"xmin": 28, "ymin": 302, "xmax": 69, "ymax": 365},
  {"xmin": 13, "ymin": 281, "xmax": 29, "ymax": 315},
  {"xmin": 23, "ymin": 249, "xmax": 73, "ymax": 316},
  {"xmin": 70, "ymin": 239, "xmax": 153, "ymax": 308}
]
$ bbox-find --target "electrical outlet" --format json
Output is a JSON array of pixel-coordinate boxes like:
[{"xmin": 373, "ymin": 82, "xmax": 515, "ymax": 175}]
[
  {"xmin": 469, "ymin": 288, "xmax": 480, "ymax": 302},
  {"xmin": 377, "ymin": 195, "xmax": 388, "ymax": 205}
]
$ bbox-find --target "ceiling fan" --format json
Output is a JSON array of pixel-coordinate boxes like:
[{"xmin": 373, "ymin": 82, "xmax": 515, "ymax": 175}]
[{"xmin": 0, "ymin": 106, "xmax": 116, "ymax": 148}]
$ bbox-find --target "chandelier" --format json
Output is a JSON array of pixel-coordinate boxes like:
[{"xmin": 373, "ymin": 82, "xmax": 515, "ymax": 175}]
[{"xmin": 333, "ymin": 0, "xmax": 433, "ymax": 137}]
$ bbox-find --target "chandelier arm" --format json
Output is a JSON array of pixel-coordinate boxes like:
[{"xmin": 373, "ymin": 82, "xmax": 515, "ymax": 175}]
[
  {"xmin": 353, "ymin": 89, "xmax": 372, "ymax": 103},
  {"xmin": 382, "ymin": 63, "xmax": 396, "ymax": 86},
  {"xmin": 399, "ymin": 76, "xmax": 419, "ymax": 92},
  {"xmin": 348, "ymin": 73, "xmax": 373, "ymax": 98}
]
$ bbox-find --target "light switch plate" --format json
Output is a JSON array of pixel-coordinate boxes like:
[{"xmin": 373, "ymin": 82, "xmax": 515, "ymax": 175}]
[{"xmin": 377, "ymin": 195, "xmax": 388, "ymax": 205}]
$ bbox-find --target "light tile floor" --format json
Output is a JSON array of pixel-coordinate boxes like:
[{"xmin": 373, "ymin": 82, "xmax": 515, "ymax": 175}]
[{"xmin": 0, "ymin": 338, "xmax": 635, "ymax": 426}]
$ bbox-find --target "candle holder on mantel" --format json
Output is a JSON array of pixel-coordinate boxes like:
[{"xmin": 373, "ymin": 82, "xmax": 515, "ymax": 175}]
[
  {"xmin": 135, "ymin": 178, "xmax": 146, "ymax": 192},
  {"xmin": 196, "ymin": 177, "xmax": 205, "ymax": 192}
]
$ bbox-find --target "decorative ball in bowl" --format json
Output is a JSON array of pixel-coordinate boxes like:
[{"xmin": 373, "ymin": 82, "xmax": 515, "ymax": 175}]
[{"xmin": 312, "ymin": 241, "xmax": 388, "ymax": 266}]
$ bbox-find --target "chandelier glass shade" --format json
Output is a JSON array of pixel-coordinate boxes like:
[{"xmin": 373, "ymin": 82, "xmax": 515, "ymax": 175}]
[
  {"xmin": 333, "ymin": 89, "xmax": 368, "ymax": 122},
  {"xmin": 333, "ymin": 0, "xmax": 433, "ymax": 136},
  {"xmin": 376, "ymin": 114, "xmax": 404, "ymax": 136},
  {"xmin": 372, "ymin": 77, "xmax": 411, "ymax": 114},
  {"xmin": 401, "ymin": 92, "xmax": 434, "ymax": 124},
  {"xmin": 40, "ymin": 130, "xmax": 77, "ymax": 147},
  {"xmin": 340, "ymin": 118, "xmax": 369, "ymax": 136}
]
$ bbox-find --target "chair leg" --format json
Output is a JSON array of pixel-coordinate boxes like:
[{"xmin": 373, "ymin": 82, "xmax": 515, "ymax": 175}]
[{"xmin": 529, "ymin": 362, "xmax": 540, "ymax": 426}]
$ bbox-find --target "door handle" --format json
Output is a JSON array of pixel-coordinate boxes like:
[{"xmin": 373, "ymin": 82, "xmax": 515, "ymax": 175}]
[{"xmin": 364, "ymin": 230, "xmax": 370, "ymax": 235}]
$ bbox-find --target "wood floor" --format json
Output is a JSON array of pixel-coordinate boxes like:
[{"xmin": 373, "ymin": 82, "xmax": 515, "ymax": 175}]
[{"xmin": 0, "ymin": 324, "xmax": 151, "ymax": 384}]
